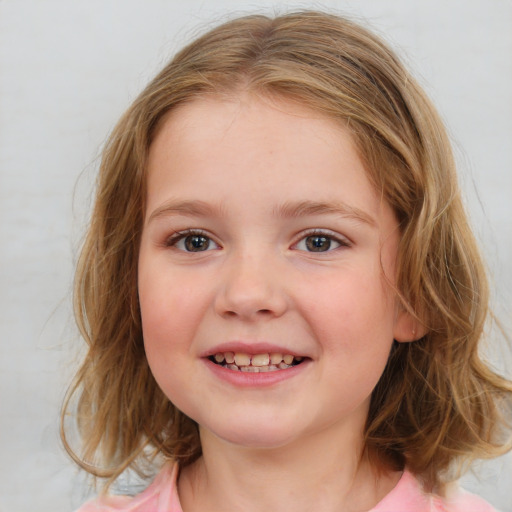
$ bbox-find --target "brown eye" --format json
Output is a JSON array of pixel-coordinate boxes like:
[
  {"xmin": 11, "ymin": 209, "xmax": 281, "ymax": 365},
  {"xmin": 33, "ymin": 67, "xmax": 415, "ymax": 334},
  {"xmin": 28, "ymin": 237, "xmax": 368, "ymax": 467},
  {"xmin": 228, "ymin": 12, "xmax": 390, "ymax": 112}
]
[
  {"xmin": 293, "ymin": 231, "xmax": 348, "ymax": 253},
  {"xmin": 184, "ymin": 235, "xmax": 211, "ymax": 252},
  {"xmin": 167, "ymin": 231, "xmax": 220, "ymax": 252},
  {"xmin": 305, "ymin": 235, "xmax": 332, "ymax": 252}
]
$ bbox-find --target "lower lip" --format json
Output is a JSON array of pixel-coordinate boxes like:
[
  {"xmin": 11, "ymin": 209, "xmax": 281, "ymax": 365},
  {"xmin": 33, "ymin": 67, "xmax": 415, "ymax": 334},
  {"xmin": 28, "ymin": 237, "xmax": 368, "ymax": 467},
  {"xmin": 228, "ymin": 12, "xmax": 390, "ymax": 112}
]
[{"xmin": 204, "ymin": 358, "xmax": 310, "ymax": 388}]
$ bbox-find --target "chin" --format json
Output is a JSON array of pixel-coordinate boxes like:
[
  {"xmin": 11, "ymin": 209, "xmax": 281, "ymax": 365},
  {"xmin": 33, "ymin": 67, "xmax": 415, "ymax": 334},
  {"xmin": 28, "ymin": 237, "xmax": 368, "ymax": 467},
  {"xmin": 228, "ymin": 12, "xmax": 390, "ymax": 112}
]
[{"xmin": 203, "ymin": 420, "xmax": 298, "ymax": 450}]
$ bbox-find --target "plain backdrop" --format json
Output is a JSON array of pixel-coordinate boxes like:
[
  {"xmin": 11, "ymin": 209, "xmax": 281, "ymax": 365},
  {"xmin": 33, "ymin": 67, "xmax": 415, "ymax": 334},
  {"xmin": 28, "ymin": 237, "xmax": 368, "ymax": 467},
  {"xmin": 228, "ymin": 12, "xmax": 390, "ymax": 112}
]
[{"xmin": 1, "ymin": 1, "xmax": 511, "ymax": 511}]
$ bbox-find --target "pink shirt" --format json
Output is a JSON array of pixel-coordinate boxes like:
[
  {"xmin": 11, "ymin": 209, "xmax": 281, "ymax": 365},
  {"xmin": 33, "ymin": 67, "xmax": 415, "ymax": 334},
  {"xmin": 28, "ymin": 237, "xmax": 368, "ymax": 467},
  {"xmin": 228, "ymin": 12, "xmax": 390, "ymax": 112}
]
[{"xmin": 76, "ymin": 463, "xmax": 497, "ymax": 512}]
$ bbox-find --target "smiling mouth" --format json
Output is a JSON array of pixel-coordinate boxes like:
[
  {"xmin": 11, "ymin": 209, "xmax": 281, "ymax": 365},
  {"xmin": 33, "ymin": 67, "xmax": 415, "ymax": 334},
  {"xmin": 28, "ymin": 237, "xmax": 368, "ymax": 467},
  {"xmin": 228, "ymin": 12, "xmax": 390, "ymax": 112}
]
[{"xmin": 208, "ymin": 352, "xmax": 306, "ymax": 372}]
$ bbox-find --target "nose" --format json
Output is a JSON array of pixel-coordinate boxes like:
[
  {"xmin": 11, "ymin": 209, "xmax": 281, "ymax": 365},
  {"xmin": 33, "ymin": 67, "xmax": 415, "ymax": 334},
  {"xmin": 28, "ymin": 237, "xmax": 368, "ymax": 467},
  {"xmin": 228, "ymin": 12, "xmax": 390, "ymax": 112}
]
[{"xmin": 214, "ymin": 251, "xmax": 288, "ymax": 321}]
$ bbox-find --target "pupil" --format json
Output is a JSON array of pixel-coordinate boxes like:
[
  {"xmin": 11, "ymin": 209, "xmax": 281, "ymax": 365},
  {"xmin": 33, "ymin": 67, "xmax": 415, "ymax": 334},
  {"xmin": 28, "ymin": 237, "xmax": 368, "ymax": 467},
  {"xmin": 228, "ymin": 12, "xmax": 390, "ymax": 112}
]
[
  {"xmin": 185, "ymin": 235, "xmax": 209, "ymax": 251},
  {"xmin": 306, "ymin": 236, "xmax": 330, "ymax": 252}
]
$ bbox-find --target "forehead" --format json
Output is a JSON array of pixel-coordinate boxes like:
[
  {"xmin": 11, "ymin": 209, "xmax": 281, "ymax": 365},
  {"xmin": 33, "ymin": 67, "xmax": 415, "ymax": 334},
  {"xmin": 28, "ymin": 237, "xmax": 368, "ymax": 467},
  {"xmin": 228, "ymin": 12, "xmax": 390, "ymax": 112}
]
[
  {"xmin": 152, "ymin": 92, "xmax": 347, "ymax": 152},
  {"xmin": 145, "ymin": 93, "xmax": 384, "ymax": 221}
]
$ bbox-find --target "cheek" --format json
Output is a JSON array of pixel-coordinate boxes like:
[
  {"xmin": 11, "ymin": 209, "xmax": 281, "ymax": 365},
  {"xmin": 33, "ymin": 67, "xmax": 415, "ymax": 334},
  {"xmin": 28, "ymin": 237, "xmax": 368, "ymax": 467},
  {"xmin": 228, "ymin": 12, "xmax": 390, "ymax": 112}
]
[
  {"xmin": 299, "ymin": 268, "xmax": 397, "ymax": 389},
  {"xmin": 138, "ymin": 261, "xmax": 184, "ymax": 358},
  {"xmin": 138, "ymin": 271, "xmax": 196, "ymax": 401},
  {"xmin": 138, "ymin": 263, "xmax": 214, "ymax": 354},
  {"xmin": 304, "ymin": 270, "xmax": 396, "ymax": 336}
]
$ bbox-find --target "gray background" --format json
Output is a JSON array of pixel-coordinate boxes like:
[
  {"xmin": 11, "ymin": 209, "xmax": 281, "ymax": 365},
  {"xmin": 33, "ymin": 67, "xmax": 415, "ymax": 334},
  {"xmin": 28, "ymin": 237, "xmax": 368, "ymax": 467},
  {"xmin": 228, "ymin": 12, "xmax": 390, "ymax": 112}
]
[{"xmin": 1, "ymin": 1, "xmax": 511, "ymax": 511}]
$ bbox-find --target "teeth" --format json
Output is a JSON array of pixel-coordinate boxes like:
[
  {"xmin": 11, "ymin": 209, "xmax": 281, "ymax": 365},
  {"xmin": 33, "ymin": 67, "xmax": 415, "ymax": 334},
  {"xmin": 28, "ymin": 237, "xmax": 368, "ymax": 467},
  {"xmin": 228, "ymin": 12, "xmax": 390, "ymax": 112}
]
[
  {"xmin": 234, "ymin": 353, "xmax": 251, "ymax": 366},
  {"xmin": 270, "ymin": 352, "xmax": 283, "ymax": 364},
  {"xmin": 220, "ymin": 363, "xmax": 290, "ymax": 372},
  {"xmin": 251, "ymin": 353, "xmax": 270, "ymax": 366},
  {"xmin": 213, "ymin": 351, "xmax": 304, "ymax": 372},
  {"xmin": 283, "ymin": 354, "xmax": 294, "ymax": 365},
  {"xmin": 241, "ymin": 366, "xmax": 259, "ymax": 372}
]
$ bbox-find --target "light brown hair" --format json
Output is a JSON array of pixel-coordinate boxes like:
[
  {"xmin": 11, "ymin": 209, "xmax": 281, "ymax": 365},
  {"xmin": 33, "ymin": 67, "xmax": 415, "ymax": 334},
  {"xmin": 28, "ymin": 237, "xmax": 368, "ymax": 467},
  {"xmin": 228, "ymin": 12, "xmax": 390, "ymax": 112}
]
[{"xmin": 61, "ymin": 10, "xmax": 512, "ymax": 492}]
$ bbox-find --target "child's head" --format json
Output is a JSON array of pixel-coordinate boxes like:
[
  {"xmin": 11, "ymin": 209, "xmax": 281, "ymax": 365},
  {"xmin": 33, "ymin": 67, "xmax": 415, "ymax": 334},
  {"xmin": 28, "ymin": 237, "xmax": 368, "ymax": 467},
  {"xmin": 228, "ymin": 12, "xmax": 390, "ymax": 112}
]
[{"xmin": 64, "ymin": 10, "xmax": 511, "ymax": 491}]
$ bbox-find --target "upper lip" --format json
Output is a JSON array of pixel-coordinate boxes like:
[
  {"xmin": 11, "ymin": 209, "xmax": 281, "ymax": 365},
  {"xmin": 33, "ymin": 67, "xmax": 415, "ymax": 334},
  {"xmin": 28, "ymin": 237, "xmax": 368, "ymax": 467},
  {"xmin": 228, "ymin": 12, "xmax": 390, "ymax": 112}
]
[{"xmin": 201, "ymin": 341, "xmax": 307, "ymax": 358}]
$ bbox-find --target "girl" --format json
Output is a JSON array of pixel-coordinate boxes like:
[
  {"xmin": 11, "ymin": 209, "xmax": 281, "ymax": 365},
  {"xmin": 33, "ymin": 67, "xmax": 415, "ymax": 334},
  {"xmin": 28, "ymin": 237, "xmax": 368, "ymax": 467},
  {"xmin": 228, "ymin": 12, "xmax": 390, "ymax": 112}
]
[{"xmin": 63, "ymin": 10, "xmax": 512, "ymax": 512}]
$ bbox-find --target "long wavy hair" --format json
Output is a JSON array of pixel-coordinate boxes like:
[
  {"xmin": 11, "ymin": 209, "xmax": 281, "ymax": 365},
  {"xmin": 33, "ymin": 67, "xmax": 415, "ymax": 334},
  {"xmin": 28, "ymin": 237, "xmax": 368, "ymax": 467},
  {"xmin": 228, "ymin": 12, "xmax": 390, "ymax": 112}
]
[{"xmin": 61, "ymin": 10, "xmax": 512, "ymax": 492}]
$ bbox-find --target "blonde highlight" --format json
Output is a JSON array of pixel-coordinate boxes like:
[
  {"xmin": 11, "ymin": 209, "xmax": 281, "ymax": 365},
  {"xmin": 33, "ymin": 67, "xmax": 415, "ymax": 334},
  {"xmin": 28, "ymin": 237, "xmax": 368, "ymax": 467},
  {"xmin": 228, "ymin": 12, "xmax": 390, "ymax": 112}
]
[{"xmin": 61, "ymin": 11, "xmax": 512, "ymax": 492}]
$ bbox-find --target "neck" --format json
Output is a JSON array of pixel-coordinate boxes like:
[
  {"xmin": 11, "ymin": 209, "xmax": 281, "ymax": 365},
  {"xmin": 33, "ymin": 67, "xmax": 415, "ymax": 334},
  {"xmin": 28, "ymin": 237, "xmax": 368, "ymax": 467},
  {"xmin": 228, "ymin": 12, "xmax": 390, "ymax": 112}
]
[{"xmin": 178, "ymin": 423, "xmax": 400, "ymax": 512}]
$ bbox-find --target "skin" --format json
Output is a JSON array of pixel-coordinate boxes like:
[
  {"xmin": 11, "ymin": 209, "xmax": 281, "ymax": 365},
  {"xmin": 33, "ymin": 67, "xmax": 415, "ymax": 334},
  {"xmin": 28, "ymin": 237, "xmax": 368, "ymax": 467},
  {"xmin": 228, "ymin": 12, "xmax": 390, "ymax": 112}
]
[{"xmin": 138, "ymin": 93, "xmax": 419, "ymax": 512}]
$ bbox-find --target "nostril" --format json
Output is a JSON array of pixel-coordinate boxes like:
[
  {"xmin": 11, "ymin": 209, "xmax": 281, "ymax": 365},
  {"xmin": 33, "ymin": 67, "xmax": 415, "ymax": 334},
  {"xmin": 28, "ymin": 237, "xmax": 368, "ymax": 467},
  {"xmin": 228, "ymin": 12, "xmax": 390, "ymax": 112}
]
[
  {"xmin": 215, "ymin": 284, "xmax": 288, "ymax": 320},
  {"xmin": 223, "ymin": 308, "xmax": 274, "ymax": 318}
]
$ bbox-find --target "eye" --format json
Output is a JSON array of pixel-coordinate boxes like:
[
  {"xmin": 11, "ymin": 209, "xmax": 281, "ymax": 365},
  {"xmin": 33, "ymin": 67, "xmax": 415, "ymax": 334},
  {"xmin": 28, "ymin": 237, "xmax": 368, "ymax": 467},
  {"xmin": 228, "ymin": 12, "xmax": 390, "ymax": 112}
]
[
  {"xmin": 293, "ymin": 231, "xmax": 349, "ymax": 253},
  {"xmin": 166, "ymin": 230, "xmax": 220, "ymax": 252}
]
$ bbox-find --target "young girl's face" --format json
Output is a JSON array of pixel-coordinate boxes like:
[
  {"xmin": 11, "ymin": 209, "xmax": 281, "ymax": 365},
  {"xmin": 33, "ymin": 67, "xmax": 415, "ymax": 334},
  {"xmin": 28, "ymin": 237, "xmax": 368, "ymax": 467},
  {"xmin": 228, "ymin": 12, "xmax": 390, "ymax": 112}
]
[{"xmin": 138, "ymin": 94, "xmax": 414, "ymax": 450}]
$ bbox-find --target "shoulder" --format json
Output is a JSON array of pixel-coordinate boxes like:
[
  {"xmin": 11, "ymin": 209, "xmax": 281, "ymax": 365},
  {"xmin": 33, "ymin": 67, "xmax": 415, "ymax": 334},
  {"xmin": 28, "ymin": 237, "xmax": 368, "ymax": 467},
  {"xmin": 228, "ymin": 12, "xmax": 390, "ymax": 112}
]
[
  {"xmin": 435, "ymin": 486, "xmax": 499, "ymax": 512},
  {"xmin": 74, "ymin": 463, "xmax": 182, "ymax": 512},
  {"xmin": 371, "ymin": 471, "xmax": 499, "ymax": 512}
]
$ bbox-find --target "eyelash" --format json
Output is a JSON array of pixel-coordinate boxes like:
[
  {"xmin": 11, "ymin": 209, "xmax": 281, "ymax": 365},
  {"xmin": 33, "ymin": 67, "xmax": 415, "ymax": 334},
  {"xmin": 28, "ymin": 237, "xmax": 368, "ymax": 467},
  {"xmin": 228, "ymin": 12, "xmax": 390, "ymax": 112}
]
[
  {"xmin": 165, "ymin": 228, "xmax": 351, "ymax": 254},
  {"xmin": 293, "ymin": 229, "xmax": 351, "ymax": 253},
  {"xmin": 164, "ymin": 229, "xmax": 220, "ymax": 252}
]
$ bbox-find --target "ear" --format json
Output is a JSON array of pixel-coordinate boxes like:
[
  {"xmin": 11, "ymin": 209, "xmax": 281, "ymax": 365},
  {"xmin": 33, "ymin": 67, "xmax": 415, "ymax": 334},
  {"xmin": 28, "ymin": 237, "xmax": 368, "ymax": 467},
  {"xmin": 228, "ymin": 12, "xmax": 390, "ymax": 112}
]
[{"xmin": 393, "ymin": 309, "xmax": 428, "ymax": 343}]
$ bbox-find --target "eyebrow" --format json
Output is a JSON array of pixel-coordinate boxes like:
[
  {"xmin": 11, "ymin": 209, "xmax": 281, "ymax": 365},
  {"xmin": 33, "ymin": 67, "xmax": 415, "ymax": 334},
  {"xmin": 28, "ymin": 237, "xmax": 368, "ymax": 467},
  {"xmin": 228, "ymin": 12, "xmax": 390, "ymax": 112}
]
[
  {"xmin": 147, "ymin": 199, "xmax": 376, "ymax": 227},
  {"xmin": 147, "ymin": 199, "xmax": 225, "ymax": 224},
  {"xmin": 274, "ymin": 200, "xmax": 377, "ymax": 227}
]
